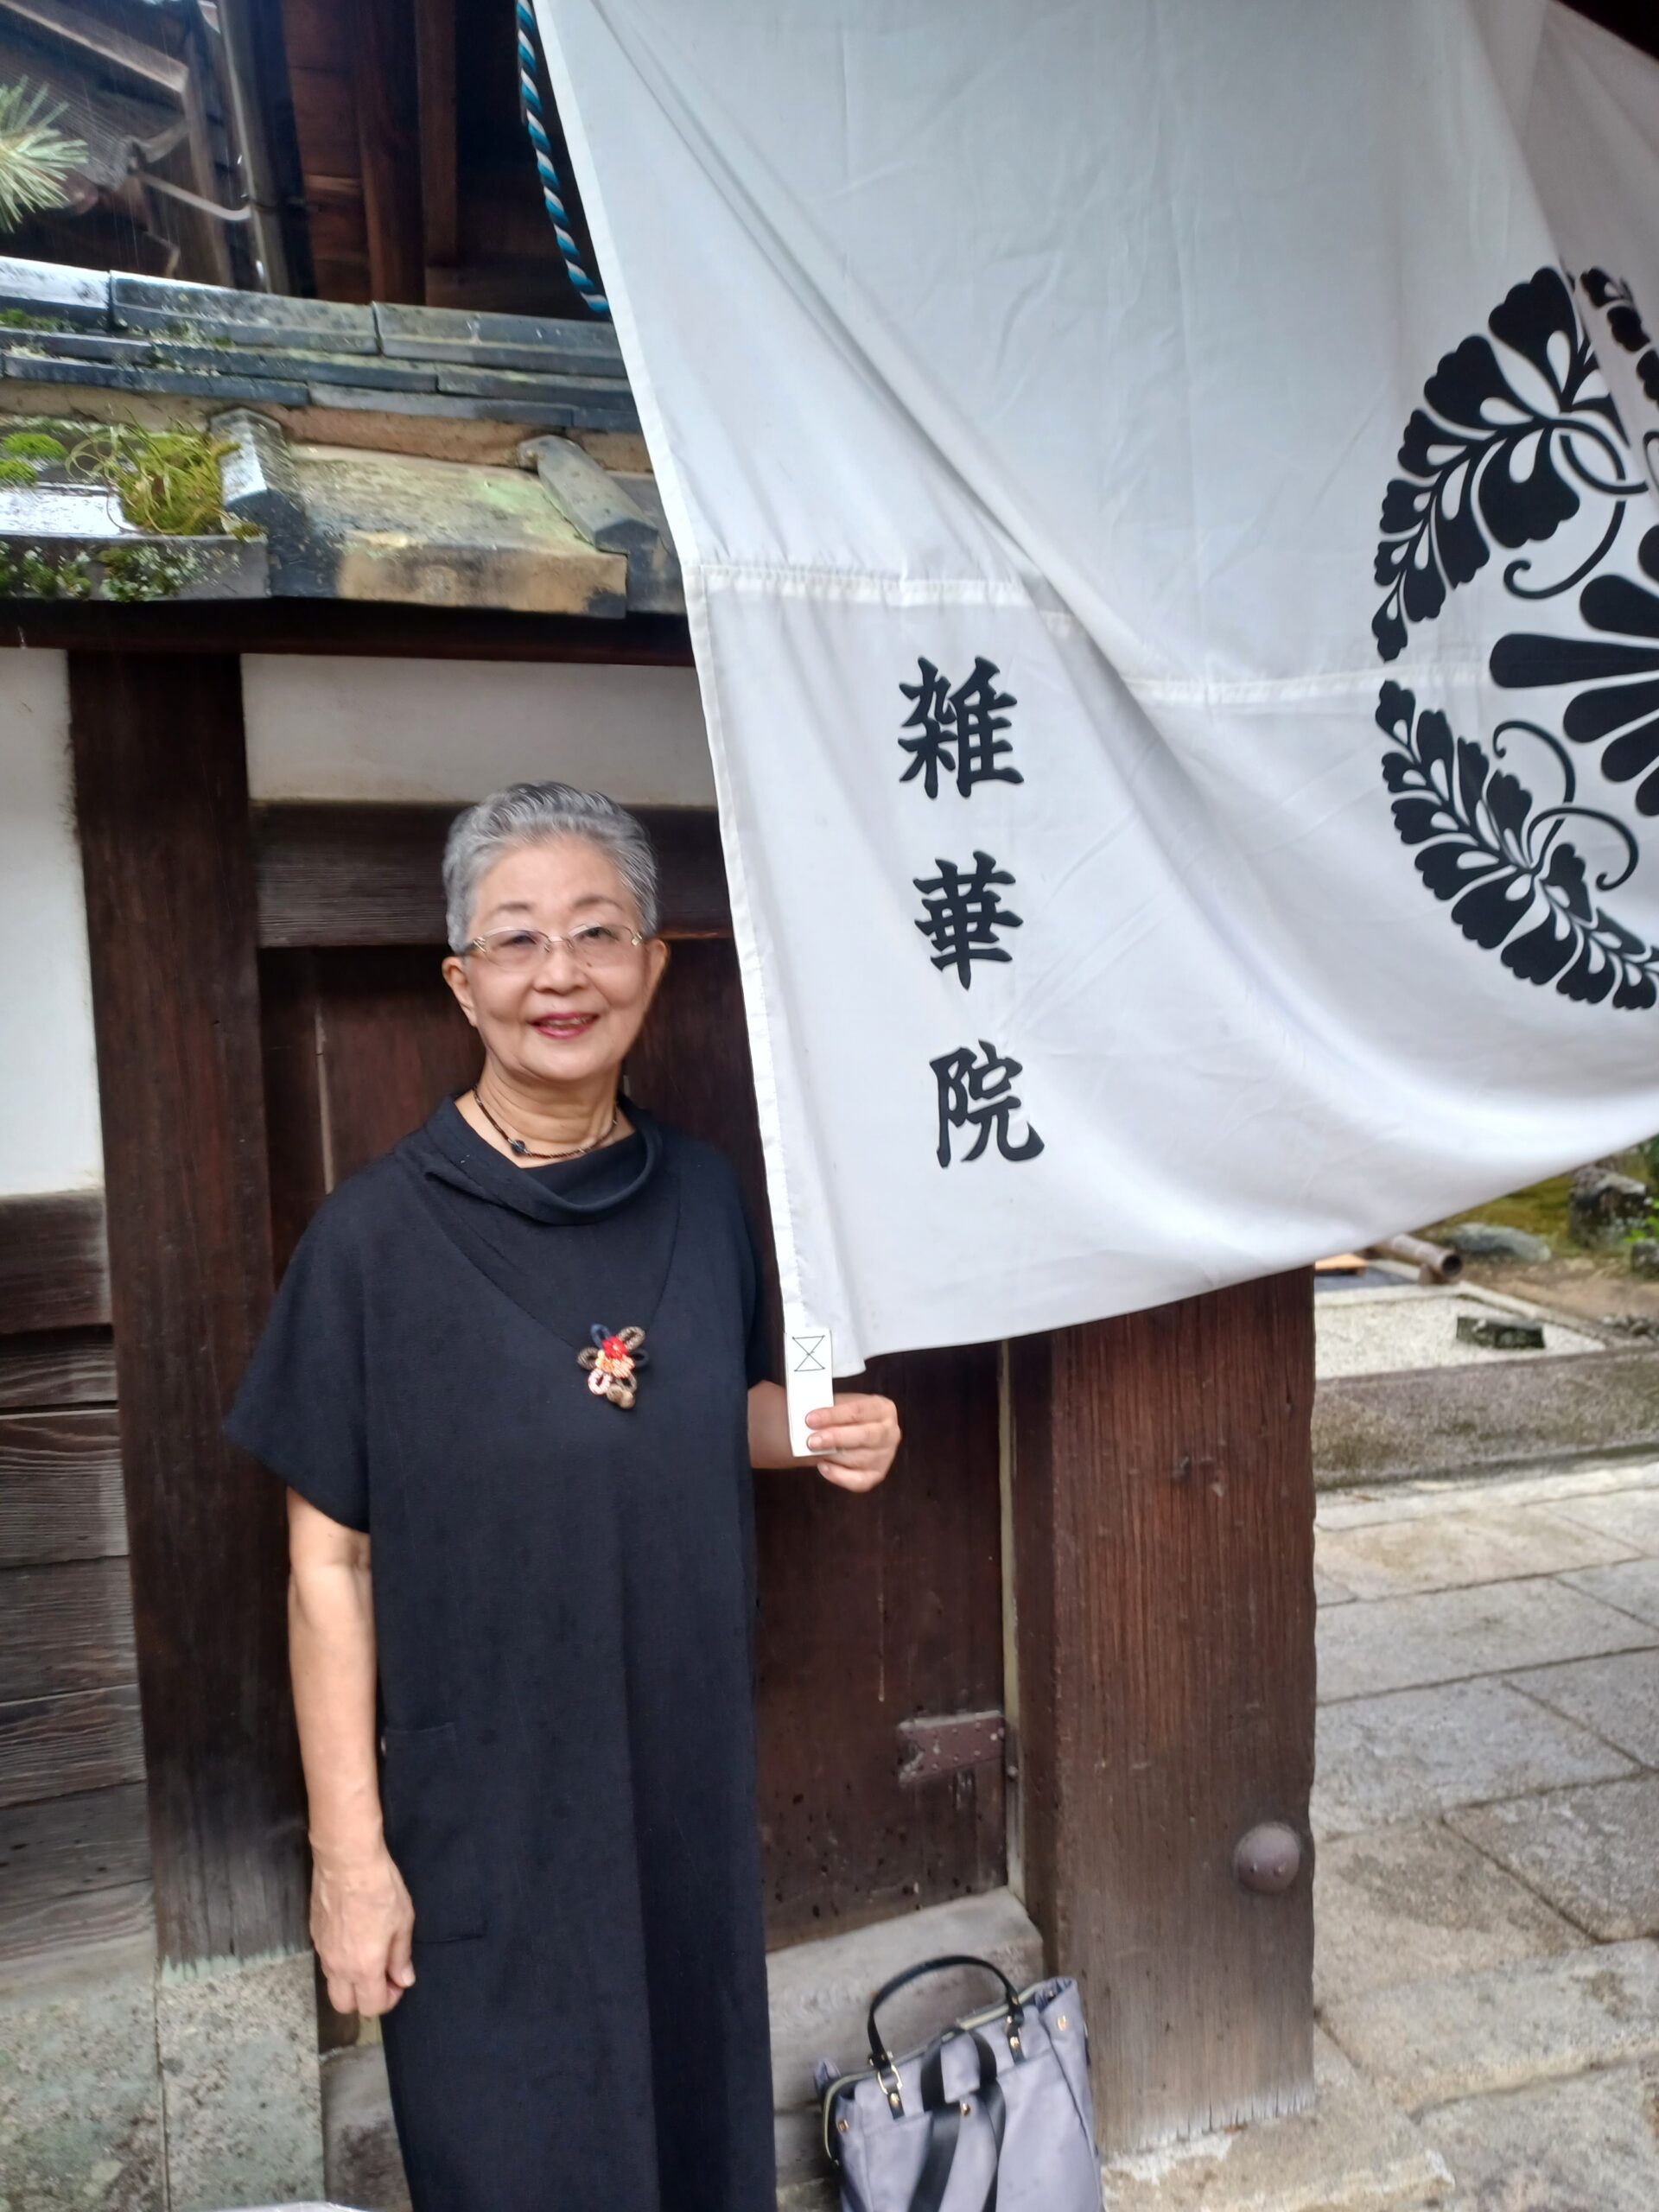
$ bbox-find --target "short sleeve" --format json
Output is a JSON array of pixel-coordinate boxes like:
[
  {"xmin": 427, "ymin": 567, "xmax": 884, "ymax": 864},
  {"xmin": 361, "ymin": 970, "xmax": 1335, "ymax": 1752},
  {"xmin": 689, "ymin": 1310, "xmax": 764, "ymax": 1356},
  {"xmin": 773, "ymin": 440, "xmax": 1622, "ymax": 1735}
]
[{"xmin": 225, "ymin": 1198, "xmax": 371, "ymax": 1533}]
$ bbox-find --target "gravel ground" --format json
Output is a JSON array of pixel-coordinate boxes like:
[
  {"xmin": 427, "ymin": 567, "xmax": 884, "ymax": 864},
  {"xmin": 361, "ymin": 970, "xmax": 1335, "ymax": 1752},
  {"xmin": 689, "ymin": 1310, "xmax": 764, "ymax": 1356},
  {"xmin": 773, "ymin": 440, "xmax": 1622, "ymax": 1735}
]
[{"xmin": 1460, "ymin": 1251, "xmax": 1659, "ymax": 1331}]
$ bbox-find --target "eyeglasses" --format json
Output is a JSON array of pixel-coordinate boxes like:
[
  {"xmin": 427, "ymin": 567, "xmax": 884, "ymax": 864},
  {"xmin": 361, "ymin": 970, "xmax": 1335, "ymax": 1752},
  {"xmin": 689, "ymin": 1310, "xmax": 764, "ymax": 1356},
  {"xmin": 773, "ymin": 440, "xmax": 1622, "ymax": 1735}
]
[{"xmin": 461, "ymin": 925, "xmax": 647, "ymax": 973}]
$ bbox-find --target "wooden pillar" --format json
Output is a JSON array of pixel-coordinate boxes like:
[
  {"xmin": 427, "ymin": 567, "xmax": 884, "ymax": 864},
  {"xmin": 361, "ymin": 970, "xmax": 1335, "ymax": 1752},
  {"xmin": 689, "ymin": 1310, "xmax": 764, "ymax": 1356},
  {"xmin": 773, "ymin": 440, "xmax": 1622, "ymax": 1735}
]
[
  {"xmin": 1009, "ymin": 1269, "xmax": 1316, "ymax": 2152},
  {"xmin": 414, "ymin": 0, "xmax": 459, "ymax": 284},
  {"xmin": 70, "ymin": 653, "xmax": 305, "ymax": 1967},
  {"xmin": 351, "ymin": 0, "xmax": 428, "ymax": 304}
]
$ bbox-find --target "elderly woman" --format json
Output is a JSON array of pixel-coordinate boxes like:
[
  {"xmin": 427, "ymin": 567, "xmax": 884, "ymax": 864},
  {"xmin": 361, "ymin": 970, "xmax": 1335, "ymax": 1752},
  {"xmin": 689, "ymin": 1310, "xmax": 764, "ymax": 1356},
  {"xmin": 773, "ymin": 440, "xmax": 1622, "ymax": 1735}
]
[{"xmin": 226, "ymin": 783, "xmax": 899, "ymax": 2212}]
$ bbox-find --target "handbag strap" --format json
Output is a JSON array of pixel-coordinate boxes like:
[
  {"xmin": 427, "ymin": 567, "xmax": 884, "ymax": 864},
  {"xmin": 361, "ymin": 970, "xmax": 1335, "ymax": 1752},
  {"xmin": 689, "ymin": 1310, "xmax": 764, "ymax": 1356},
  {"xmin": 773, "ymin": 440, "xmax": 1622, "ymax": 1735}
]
[
  {"xmin": 908, "ymin": 2027, "xmax": 1007, "ymax": 2212},
  {"xmin": 867, "ymin": 1955, "xmax": 1025, "ymax": 2066}
]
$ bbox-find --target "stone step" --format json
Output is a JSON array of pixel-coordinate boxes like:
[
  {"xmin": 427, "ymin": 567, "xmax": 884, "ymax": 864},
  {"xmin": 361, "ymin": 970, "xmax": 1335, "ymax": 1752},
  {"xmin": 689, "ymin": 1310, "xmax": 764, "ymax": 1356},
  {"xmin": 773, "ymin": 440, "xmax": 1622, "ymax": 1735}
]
[
  {"xmin": 1097, "ymin": 2034, "xmax": 1452, "ymax": 2211},
  {"xmin": 769, "ymin": 1885, "xmax": 1045, "ymax": 2200},
  {"xmin": 321, "ymin": 1887, "xmax": 1045, "ymax": 2209},
  {"xmin": 1315, "ymin": 1351, "xmax": 1659, "ymax": 1490}
]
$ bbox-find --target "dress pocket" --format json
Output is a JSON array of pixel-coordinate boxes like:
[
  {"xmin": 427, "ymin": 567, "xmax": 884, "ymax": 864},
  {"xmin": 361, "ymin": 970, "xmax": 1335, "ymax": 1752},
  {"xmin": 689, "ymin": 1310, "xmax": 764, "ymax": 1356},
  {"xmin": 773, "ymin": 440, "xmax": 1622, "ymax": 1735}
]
[{"xmin": 379, "ymin": 1722, "xmax": 487, "ymax": 1944}]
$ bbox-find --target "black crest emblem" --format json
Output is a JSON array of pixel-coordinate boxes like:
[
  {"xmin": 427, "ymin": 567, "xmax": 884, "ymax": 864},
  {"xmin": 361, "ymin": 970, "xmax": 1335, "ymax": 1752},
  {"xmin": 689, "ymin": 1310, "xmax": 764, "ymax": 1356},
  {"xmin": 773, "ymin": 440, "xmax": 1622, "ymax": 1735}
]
[{"xmin": 1373, "ymin": 264, "xmax": 1659, "ymax": 1007}]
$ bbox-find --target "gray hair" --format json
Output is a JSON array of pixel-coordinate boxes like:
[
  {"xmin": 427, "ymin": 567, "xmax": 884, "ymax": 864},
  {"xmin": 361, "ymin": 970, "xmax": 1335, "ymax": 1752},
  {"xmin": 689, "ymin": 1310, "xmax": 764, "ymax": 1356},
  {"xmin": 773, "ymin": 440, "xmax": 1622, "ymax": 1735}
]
[{"xmin": 442, "ymin": 782, "xmax": 659, "ymax": 950}]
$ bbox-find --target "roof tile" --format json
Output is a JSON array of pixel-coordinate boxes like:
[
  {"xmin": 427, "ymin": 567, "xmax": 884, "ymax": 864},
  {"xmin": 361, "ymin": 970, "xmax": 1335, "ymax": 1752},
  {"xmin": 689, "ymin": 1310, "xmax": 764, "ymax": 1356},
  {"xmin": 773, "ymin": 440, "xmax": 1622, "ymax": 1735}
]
[
  {"xmin": 4, "ymin": 353, "xmax": 309, "ymax": 406},
  {"xmin": 0, "ymin": 257, "xmax": 110, "ymax": 330},
  {"xmin": 375, "ymin": 301, "xmax": 625, "ymax": 378},
  {"xmin": 111, "ymin": 275, "xmax": 377, "ymax": 353}
]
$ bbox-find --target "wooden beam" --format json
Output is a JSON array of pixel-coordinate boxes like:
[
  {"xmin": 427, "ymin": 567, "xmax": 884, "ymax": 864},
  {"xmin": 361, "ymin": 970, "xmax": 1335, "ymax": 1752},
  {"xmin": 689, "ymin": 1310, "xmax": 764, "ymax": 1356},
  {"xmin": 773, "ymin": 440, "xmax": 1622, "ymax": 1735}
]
[
  {"xmin": 414, "ymin": 0, "xmax": 458, "ymax": 271},
  {"xmin": 0, "ymin": 1194, "xmax": 109, "ymax": 1336},
  {"xmin": 350, "ymin": 0, "xmax": 426, "ymax": 302},
  {"xmin": 0, "ymin": 1783, "xmax": 151, "ymax": 1914},
  {"xmin": 253, "ymin": 802, "xmax": 731, "ymax": 948},
  {"xmin": 0, "ymin": 1333, "xmax": 118, "ymax": 1414},
  {"xmin": 70, "ymin": 653, "xmax": 307, "ymax": 1967},
  {"xmin": 0, "ymin": 601, "xmax": 694, "ymax": 664},
  {"xmin": 0, "ymin": 1878, "xmax": 154, "ymax": 1970},
  {"xmin": 0, "ymin": 1560, "xmax": 137, "ymax": 1703},
  {"xmin": 0, "ymin": 0, "xmax": 190, "ymax": 99},
  {"xmin": 0, "ymin": 1408, "xmax": 126, "ymax": 1565},
  {"xmin": 1009, "ymin": 1269, "xmax": 1317, "ymax": 2152},
  {"xmin": 0, "ymin": 1684, "xmax": 144, "ymax": 1809}
]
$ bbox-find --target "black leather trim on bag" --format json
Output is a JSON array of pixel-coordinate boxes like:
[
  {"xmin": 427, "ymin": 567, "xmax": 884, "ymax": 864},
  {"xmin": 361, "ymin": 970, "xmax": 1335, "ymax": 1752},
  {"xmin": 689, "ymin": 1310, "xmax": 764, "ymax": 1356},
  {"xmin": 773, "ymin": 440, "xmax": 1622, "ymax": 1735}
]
[
  {"xmin": 912, "ymin": 2026, "xmax": 1007, "ymax": 2212},
  {"xmin": 867, "ymin": 1955, "xmax": 1025, "ymax": 2071}
]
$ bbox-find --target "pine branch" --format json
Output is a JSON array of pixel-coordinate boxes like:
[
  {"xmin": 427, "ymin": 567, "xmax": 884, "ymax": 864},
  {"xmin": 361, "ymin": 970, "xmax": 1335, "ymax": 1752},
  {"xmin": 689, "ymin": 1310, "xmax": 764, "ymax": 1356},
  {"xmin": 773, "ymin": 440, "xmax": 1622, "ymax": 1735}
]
[{"xmin": 0, "ymin": 80, "xmax": 87, "ymax": 232}]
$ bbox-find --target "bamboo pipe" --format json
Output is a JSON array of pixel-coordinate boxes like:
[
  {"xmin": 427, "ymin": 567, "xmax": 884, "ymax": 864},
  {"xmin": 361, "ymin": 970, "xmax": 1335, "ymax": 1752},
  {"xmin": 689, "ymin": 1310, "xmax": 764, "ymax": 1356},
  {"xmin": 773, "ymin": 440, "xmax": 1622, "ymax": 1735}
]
[{"xmin": 1369, "ymin": 1233, "xmax": 1464, "ymax": 1284}]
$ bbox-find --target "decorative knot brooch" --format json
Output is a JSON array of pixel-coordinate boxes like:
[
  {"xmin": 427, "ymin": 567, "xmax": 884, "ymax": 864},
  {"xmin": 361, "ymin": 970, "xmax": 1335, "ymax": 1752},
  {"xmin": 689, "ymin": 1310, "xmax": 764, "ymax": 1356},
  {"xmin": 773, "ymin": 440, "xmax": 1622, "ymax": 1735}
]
[{"xmin": 579, "ymin": 1324, "xmax": 648, "ymax": 1410}]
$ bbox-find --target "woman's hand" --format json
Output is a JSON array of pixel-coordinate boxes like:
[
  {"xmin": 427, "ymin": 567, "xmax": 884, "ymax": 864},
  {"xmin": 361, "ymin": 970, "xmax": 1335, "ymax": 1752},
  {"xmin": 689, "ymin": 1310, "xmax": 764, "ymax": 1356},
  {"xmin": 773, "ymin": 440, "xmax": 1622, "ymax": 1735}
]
[
  {"xmin": 286, "ymin": 1491, "xmax": 413, "ymax": 2018},
  {"xmin": 804, "ymin": 1392, "xmax": 900, "ymax": 1492},
  {"xmin": 747, "ymin": 1381, "xmax": 899, "ymax": 1487},
  {"xmin": 311, "ymin": 1844, "xmax": 416, "ymax": 2018}
]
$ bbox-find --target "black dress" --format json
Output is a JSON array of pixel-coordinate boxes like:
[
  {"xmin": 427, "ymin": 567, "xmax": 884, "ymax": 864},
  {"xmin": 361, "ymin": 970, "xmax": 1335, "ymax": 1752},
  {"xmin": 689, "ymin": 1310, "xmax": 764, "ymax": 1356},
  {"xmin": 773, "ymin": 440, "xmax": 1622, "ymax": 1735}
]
[{"xmin": 226, "ymin": 1099, "xmax": 777, "ymax": 2212}]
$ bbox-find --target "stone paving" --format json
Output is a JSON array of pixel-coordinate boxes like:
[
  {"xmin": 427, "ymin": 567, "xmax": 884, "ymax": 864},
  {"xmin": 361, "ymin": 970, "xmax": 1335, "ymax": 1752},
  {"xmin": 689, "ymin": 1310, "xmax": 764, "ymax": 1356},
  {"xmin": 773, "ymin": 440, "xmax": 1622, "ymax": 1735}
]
[
  {"xmin": 1308, "ymin": 1451, "xmax": 1659, "ymax": 2209},
  {"xmin": 1099, "ymin": 1446, "xmax": 1659, "ymax": 2209}
]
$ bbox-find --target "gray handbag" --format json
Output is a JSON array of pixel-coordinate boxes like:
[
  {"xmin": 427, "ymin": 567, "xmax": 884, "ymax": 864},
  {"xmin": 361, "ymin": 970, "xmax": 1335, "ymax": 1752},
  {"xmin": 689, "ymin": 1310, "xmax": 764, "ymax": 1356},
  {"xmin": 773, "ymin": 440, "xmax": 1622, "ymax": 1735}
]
[{"xmin": 815, "ymin": 1954, "xmax": 1099, "ymax": 2212}]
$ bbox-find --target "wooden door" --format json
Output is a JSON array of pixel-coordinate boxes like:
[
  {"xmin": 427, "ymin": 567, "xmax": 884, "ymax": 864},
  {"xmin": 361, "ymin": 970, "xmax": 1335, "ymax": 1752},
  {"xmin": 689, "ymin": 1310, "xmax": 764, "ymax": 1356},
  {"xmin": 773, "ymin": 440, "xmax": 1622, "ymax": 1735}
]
[{"xmin": 253, "ymin": 813, "xmax": 1007, "ymax": 1947}]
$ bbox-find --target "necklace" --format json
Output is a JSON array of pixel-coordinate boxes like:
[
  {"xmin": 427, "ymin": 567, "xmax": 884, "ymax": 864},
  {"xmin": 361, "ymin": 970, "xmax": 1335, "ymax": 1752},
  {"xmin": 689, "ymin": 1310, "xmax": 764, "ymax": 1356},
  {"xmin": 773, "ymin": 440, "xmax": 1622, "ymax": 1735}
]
[{"xmin": 471, "ymin": 1086, "xmax": 620, "ymax": 1162}]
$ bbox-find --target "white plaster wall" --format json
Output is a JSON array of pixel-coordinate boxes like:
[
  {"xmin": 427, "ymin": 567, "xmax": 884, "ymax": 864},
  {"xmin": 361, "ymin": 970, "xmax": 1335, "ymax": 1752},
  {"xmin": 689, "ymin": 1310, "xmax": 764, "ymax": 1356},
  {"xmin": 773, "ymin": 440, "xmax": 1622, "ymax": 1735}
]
[
  {"xmin": 0, "ymin": 650, "xmax": 103, "ymax": 1194},
  {"xmin": 243, "ymin": 656, "xmax": 715, "ymax": 804}
]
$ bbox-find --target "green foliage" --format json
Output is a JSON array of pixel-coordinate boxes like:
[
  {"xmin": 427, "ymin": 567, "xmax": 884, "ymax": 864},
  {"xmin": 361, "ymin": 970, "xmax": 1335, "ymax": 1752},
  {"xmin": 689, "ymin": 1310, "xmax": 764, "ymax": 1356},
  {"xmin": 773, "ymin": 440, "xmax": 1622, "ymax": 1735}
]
[
  {"xmin": 99, "ymin": 542, "xmax": 201, "ymax": 602},
  {"xmin": 1, "ymin": 430, "xmax": 65, "ymax": 461},
  {"xmin": 0, "ymin": 307, "xmax": 70, "ymax": 332},
  {"xmin": 106, "ymin": 431, "xmax": 232, "ymax": 537},
  {"xmin": 0, "ymin": 543, "xmax": 91, "ymax": 597},
  {"xmin": 0, "ymin": 421, "xmax": 261, "ymax": 601},
  {"xmin": 0, "ymin": 427, "xmax": 67, "ymax": 485},
  {"xmin": 0, "ymin": 535, "xmax": 213, "ymax": 601},
  {"xmin": 0, "ymin": 81, "xmax": 86, "ymax": 231},
  {"xmin": 67, "ymin": 424, "xmax": 244, "ymax": 538}
]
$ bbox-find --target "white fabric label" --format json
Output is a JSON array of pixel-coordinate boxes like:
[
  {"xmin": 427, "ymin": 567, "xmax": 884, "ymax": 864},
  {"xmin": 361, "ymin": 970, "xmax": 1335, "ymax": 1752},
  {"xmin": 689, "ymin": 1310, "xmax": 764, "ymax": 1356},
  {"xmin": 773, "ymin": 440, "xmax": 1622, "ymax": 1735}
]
[
  {"xmin": 536, "ymin": 0, "xmax": 1659, "ymax": 1366},
  {"xmin": 784, "ymin": 1310, "xmax": 834, "ymax": 1459}
]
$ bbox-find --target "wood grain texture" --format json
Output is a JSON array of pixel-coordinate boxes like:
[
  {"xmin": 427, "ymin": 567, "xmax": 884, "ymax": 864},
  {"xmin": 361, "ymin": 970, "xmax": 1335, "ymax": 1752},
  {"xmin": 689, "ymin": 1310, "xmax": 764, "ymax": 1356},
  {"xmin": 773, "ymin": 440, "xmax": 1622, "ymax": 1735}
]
[
  {"xmin": 0, "ymin": 1409, "xmax": 127, "ymax": 1567},
  {"xmin": 254, "ymin": 804, "xmax": 732, "ymax": 950},
  {"xmin": 0, "ymin": 1560, "xmax": 137, "ymax": 1703},
  {"xmin": 0, "ymin": 1192, "xmax": 110, "ymax": 1334},
  {"xmin": 350, "ymin": 0, "xmax": 427, "ymax": 303},
  {"xmin": 0, "ymin": 1331, "xmax": 118, "ymax": 1412},
  {"xmin": 0, "ymin": 1686, "xmax": 145, "ymax": 1808},
  {"xmin": 0, "ymin": 1878, "xmax": 155, "ymax": 1971},
  {"xmin": 0, "ymin": 1782, "xmax": 151, "ymax": 1909},
  {"xmin": 257, "ymin": 950, "xmax": 331, "ymax": 1279},
  {"xmin": 70, "ymin": 653, "xmax": 307, "ymax": 1966},
  {"xmin": 302, "ymin": 944, "xmax": 479, "ymax": 1190},
  {"xmin": 626, "ymin": 940, "xmax": 1007, "ymax": 1946},
  {"xmin": 279, "ymin": 0, "xmax": 369, "ymax": 300},
  {"xmin": 1010, "ymin": 1269, "xmax": 1317, "ymax": 2152},
  {"xmin": 414, "ymin": 0, "xmax": 458, "ymax": 268}
]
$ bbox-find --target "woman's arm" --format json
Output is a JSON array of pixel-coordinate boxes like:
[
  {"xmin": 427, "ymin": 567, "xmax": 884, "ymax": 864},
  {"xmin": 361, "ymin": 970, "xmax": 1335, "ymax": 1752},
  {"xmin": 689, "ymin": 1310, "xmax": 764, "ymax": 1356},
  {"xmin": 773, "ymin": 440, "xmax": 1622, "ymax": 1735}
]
[
  {"xmin": 287, "ymin": 1490, "xmax": 416, "ymax": 2018},
  {"xmin": 747, "ymin": 1380, "xmax": 900, "ymax": 1491}
]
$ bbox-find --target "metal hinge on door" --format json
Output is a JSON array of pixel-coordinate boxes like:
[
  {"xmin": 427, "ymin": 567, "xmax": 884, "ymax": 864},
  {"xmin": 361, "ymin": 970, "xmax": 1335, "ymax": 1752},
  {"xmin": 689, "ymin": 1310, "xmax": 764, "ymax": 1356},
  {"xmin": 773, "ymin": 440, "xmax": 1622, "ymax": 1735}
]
[{"xmin": 896, "ymin": 1708, "xmax": 1006, "ymax": 1785}]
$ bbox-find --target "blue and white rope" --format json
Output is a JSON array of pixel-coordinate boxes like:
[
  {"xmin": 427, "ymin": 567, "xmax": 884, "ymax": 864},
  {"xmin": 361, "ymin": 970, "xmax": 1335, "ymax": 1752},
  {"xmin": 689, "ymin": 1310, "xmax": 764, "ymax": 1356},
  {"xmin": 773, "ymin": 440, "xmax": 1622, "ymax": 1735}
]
[{"xmin": 516, "ymin": 0, "xmax": 609, "ymax": 315}]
